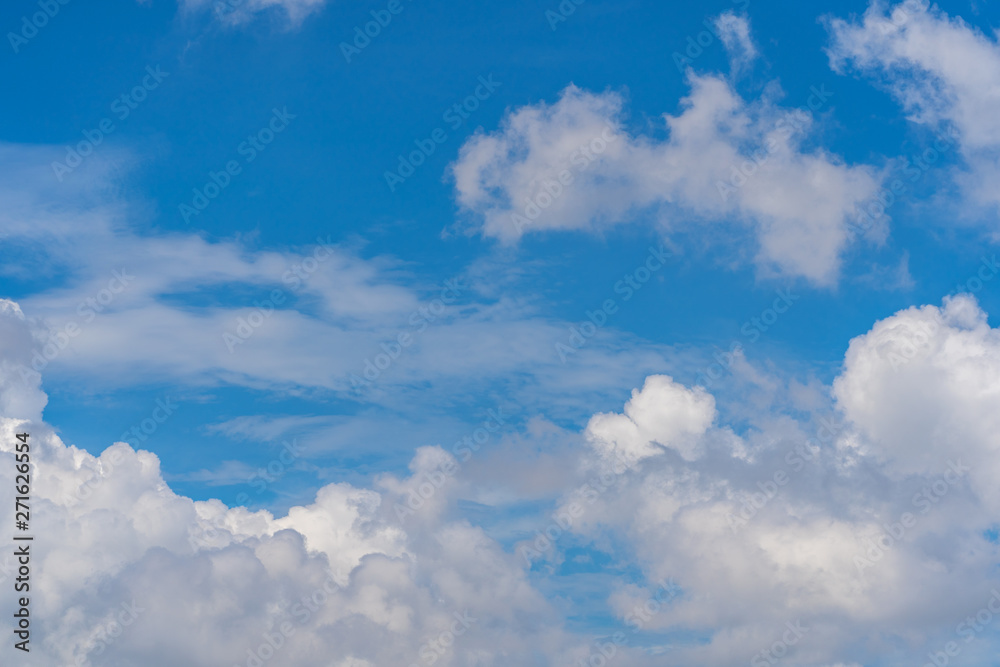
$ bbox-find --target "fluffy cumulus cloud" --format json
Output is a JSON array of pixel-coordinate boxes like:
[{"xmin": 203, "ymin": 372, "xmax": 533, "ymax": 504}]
[
  {"xmin": 5, "ymin": 290, "xmax": 1000, "ymax": 664},
  {"xmin": 0, "ymin": 301, "xmax": 574, "ymax": 666},
  {"xmin": 541, "ymin": 296, "xmax": 1000, "ymax": 666},
  {"xmin": 585, "ymin": 375, "xmax": 716, "ymax": 464},
  {"xmin": 450, "ymin": 39, "xmax": 879, "ymax": 284},
  {"xmin": 828, "ymin": 0, "xmax": 1000, "ymax": 212}
]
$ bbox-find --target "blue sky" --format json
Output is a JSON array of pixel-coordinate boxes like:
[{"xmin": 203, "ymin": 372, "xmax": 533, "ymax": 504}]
[
  {"xmin": 5, "ymin": 0, "xmax": 997, "ymax": 506},
  {"xmin": 3, "ymin": 0, "xmax": 1000, "ymax": 664}
]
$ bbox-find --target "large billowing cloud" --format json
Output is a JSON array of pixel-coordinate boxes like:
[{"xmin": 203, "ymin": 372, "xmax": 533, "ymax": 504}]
[
  {"xmin": 828, "ymin": 0, "xmax": 1000, "ymax": 213},
  {"xmin": 450, "ymin": 41, "xmax": 880, "ymax": 284},
  {"xmin": 5, "ymin": 293, "xmax": 1000, "ymax": 665},
  {"xmin": 0, "ymin": 300, "xmax": 575, "ymax": 666},
  {"xmin": 545, "ymin": 296, "xmax": 1000, "ymax": 666}
]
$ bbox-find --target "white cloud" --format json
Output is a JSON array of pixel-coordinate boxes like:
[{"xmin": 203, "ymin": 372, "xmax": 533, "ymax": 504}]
[
  {"xmin": 5, "ymin": 290, "xmax": 1000, "ymax": 665},
  {"xmin": 0, "ymin": 302, "xmax": 577, "ymax": 666},
  {"xmin": 828, "ymin": 0, "xmax": 1000, "ymax": 212},
  {"xmin": 180, "ymin": 0, "xmax": 328, "ymax": 27},
  {"xmin": 834, "ymin": 295, "xmax": 1000, "ymax": 506},
  {"xmin": 715, "ymin": 11, "xmax": 758, "ymax": 74},
  {"xmin": 542, "ymin": 297, "xmax": 1000, "ymax": 666},
  {"xmin": 450, "ymin": 70, "xmax": 879, "ymax": 284},
  {"xmin": 0, "ymin": 141, "xmax": 677, "ymax": 422},
  {"xmin": 585, "ymin": 375, "xmax": 716, "ymax": 464}
]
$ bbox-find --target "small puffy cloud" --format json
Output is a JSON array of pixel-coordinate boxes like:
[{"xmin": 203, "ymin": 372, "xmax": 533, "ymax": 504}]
[
  {"xmin": 715, "ymin": 11, "xmax": 758, "ymax": 73},
  {"xmin": 451, "ymin": 73, "xmax": 879, "ymax": 285},
  {"xmin": 827, "ymin": 0, "xmax": 1000, "ymax": 211},
  {"xmin": 179, "ymin": 0, "xmax": 328, "ymax": 27},
  {"xmin": 585, "ymin": 375, "xmax": 715, "ymax": 464}
]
